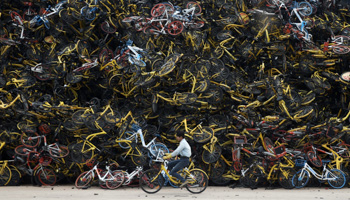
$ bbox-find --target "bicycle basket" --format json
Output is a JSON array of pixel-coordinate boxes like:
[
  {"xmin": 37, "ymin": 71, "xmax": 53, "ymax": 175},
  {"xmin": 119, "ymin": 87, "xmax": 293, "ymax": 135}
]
[
  {"xmin": 39, "ymin": 156, "xmax": 52, "ymax": 166},
  {"xmin": 273, "ymin": 145, "xmax": 286, "ymax": 158},
  {"xmin": 233, "ymin": 136, "xmax": 247, "ymax": 145},
  {"xmin": 295, "ymin": 159, "xmax": 306, "ymax": 167}
]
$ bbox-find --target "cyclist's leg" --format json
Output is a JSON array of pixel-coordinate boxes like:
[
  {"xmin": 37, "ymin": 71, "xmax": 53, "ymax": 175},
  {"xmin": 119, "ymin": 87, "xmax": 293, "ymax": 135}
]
[{"xmin": 169, "ymin": 158, "xmax": 190, "ymax": 183}]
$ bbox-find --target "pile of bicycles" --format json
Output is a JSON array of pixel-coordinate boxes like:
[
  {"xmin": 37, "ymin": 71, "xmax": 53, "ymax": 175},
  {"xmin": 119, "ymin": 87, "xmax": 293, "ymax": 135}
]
[{"xmin": 0, "ymin": 0, "xmax": 349, "ymax": 190}]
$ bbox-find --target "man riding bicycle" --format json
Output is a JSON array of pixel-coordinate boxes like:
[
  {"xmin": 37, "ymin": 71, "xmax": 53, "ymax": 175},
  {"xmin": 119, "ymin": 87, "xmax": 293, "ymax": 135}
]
[{"xmin": 163, "ymin": 131, "xmax": 192, "ymax": 188}]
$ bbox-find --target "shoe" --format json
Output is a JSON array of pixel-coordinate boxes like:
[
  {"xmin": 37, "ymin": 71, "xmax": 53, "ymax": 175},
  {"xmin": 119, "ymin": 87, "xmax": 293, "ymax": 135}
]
[{"xmin": 179, "ymin": 180, "xmax": 189, "ymax": 188}]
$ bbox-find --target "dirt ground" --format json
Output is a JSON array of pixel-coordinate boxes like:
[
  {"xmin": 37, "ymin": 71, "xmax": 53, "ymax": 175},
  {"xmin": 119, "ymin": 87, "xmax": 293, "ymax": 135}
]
[{"xmin": 1, "ymin": 185, "xmax": 350, "ymax": 200}]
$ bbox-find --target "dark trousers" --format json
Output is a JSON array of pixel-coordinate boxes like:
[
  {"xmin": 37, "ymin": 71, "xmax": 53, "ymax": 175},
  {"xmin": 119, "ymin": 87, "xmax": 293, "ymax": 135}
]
[{"xmin": 167, "ymin": 157, "xmax": 189, "ymax": 183}]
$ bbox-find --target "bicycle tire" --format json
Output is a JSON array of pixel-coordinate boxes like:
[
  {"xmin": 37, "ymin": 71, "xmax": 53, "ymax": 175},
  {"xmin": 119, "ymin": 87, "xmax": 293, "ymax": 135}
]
[
  {"xmin": 298, "ymin": 2, "xmax": 313, "ymax": 16},
  {"xmin": 70, "ymin": 142, "xmax": 94, "ymax": 163},
  {"xmin": 332, "ymin": 45, "xmax": 350, "ymax": 54},
  {"xmin": 247, "ymin": 165, "xmax": 265, "ymax": 188},
  {"xmin": 106, "ymin": 170, "xmax": 125, "ymax": 189},
  {"xmin": 82, "ymin": 7, "xmax": 96, "ymax": 21},
  {"xmin": 103, "ymin": 110, "xmax": 122, "ymax": 124},
  {"xmin": 131, "ymin": 147, "xmax": 148, "ymax": 166},
  {"xmin": 75, "ymin": 171, "xmax": 93, "ymax": 189},
  {"xmin": 14, "ymin": 145, "xmax": 33, "ymax": 156},
  {"xmin": 118, "ymin": 131, "xmax": 134, "ymax": 149},
  {"xmin": 71, "ymin": 110, "xmax": 88, "ymax": 125},
  {"xmin": 202, "ymin": 144, "xmax": 222, "ymax": 164},
  {"xmin": 185, "ymin": 168, "xmax": 208, "ymax": 194},
  {"xmin": 0, "ymin": 165, "xmax": 12, "ymax": 186},
  {"xmin": 139, "ymin": 168, "xmax": 164, "ymax": 194},
  {"xmin": 148, "ymin": 143, "xmax": 169, "ymax": 158},
  {"xmin": 37, "ymin": 168, "xmax": 57, "ymax": 186},
  {"xmin": 292, "ymin": 169, "xmax": 310, "ymax": 188},
  {"xmin": 327, "ymin": 169, "xmax": 346, "ymax": 189},
  {"xmin": 21, "ymin": 131, "xmax": 40, "ymax": 148},
  {"xmin": 167, "ymin": 21, "xmax": 184, "ymax": 36},
  {"xmin": 101, "ymin": 21, "xmax": 117, "ymax": 34},
  {"xmin": 278, "ymin": 168, "xmax": 296, "ymax": 189},
  {"xmin": 99, "ymin": 48, "xmax": 114, "ymax": 63},
  {"xmin": 192, "ymin": 126, "xmax": 214, "ymax": 144},
  {"xmin": 151, "ymin": 3, "xmax": 166, "ymax": 17},
  {"xmin": 7, "ymin": 166, "xmax": 21, "ymax": 186},
  {"xmin": 306, "ymin": 150, "xmax": 322, "ymax": 167},
  {"xmin": 186, "ymin": 2, "xmax": 202, "ymax": 15},
  {"xmin": 49, "ymin": 144, "xmax": 69, "ymax": 158}
]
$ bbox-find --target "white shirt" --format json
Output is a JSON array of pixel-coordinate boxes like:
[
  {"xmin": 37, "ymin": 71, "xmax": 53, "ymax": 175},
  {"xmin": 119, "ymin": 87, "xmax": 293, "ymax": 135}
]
[{"xmin": 171, "ymin": 138, "xmax": 191, "ymax": 158}]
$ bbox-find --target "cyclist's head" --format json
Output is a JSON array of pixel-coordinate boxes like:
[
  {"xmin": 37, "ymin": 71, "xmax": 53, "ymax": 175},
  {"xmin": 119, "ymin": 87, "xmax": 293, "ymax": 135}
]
[{"xmin": 175, "ymin": 131, "xmax": 185, "ymax": 141}]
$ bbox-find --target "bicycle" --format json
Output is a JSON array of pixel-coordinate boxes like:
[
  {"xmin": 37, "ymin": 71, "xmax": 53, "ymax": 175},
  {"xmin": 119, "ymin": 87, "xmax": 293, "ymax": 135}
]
[
  {"xmin": 75, "ymin": 160, "xmax": 125, "ymax": 189},
  {"xmin": 139, "ymin": 156, "xmax": 208, "ymax": 194},
  {"xmin": 292, "ymin": 159, "xmax": 347, "ymax": 189}
]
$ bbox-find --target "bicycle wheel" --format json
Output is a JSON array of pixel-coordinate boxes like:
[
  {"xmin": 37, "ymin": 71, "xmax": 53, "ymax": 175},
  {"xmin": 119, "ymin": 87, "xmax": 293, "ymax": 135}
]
[
  {"xmin": 306, "ymin": 151, "xmax": 322, "ymax": 167},
  {"xmin": 106, "ymin": 170, "xmax": 125, "ymax": 189},
  {"xmin": 71, "ymin": 110, "xmax": 88, "ymax": 125},
  {"xmin": 131, "ymin": 147, "xmax": 148, "ymax": 166},
  {"xmin": 7, "ymin": 166, "xmax": 21, "ymax": 186},
  {"xmin": 83, "ymin": 7, "xmax": 96, "ymax": 21},
  {"xmin": 101, "ymin": 21, "xmax": 117, "ymax": 34},
  {"xmin": 327, "ymin": 169, "xmax": 346, "ymax": 189},
  {"xmin": 151, "ymin": 3, "xmax": 166, "ymax": 17},
  {"xmin": 167, "ymin": 21, "xmax": 183, "ymax": 36},
  {"xmin": 140, "ymin": 168, "xmax": 164, "ymax": 194},
  {"xmin": 186, "ymin": 2, "xmax": 202, "ymax": 15},
  {"xmin": 332, "ymin": 45, "xmax": 350, "ymax": 54},
  {"xmin": 247, "ymin": 165, "xmax": 265, "ymax": 188},
  {"xmin": 118, "ymin": 131, "xmax": 134, "ymax": 149},
  {"xmin": 292, "ymin": 169, "xmax": 310, "ymax": 188},
  {"xmin": 148, "ymin": 143, "xmax": 169, "ymax": 158},
  {"xmin": 37, "ymin": 168, "xmax": 56, "ymax": 186},
  {"xmin": 49, "ymin": 143, "xmax": 69, "ymax": 158},
  {"xmin": 298, "ymin": 2, "xmax": 313, "ymax": 16},
  {"xmin": 202, "ymin": 144, "xmax": 222, "ymax": 164},
  {"xmin": 156, "ymin": 60, "xmax": 176, "ymax": 77},
  {"xmin": 70, "ymin": 142, "xmax": 94, "ymax": 163},
  {"xmin": 75, "ymin": 171, "xmax": 93, "ymax": 189},
  {"xmin": 21, "ymin": 131, "xmax": 40, "ymax": 148},
  {"xmin": 192, "ymin": 127, "xmax": 214, "ymax": 144},
  {"xmin": 14, "ymin": 145, "xmax": 33, "ymax": 156},
  {"xmin": 103, "ymin": 110, "xmax": 122, "ymax": 124},
  {"xmin": 0, "ymin": 165, "xmax": 12, "ymax": 186},
  {"xmin": 185, "ymin": 169, "xmax": 208, "ymax": 194},
  {"xmin": 278, "ymin": 168, "xmax": 296, "ymax": 189},
  {"xmin": 10, "ymin": 11, "xmax": 23, "ymax": 25}
]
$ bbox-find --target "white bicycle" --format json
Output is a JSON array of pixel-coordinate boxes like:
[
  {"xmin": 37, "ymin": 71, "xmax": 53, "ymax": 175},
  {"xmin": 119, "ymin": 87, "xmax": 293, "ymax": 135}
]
[{"xmin": 292, "ymin": 159, "xmax": 347, "ymax": 189}]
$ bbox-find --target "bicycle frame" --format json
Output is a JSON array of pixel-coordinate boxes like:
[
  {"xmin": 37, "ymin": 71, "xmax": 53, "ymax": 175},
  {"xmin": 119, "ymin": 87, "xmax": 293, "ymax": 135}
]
[
  {"xmin": 122, "ymin": 165, "xmax": 143, "ymax": 185},
  {"xmin": 297, "ymin": 161, "xmax": 338, "ymax": 181},
  {"xmin": 86, "ymin": 164, "xmax": 115, "ymax": 182}
]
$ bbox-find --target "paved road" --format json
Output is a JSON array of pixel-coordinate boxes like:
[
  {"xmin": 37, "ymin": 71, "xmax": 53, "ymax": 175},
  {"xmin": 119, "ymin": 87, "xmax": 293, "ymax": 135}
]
[{"xmin": 1, "ymin": 185, "xmax": 350, "ymax": 200}]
